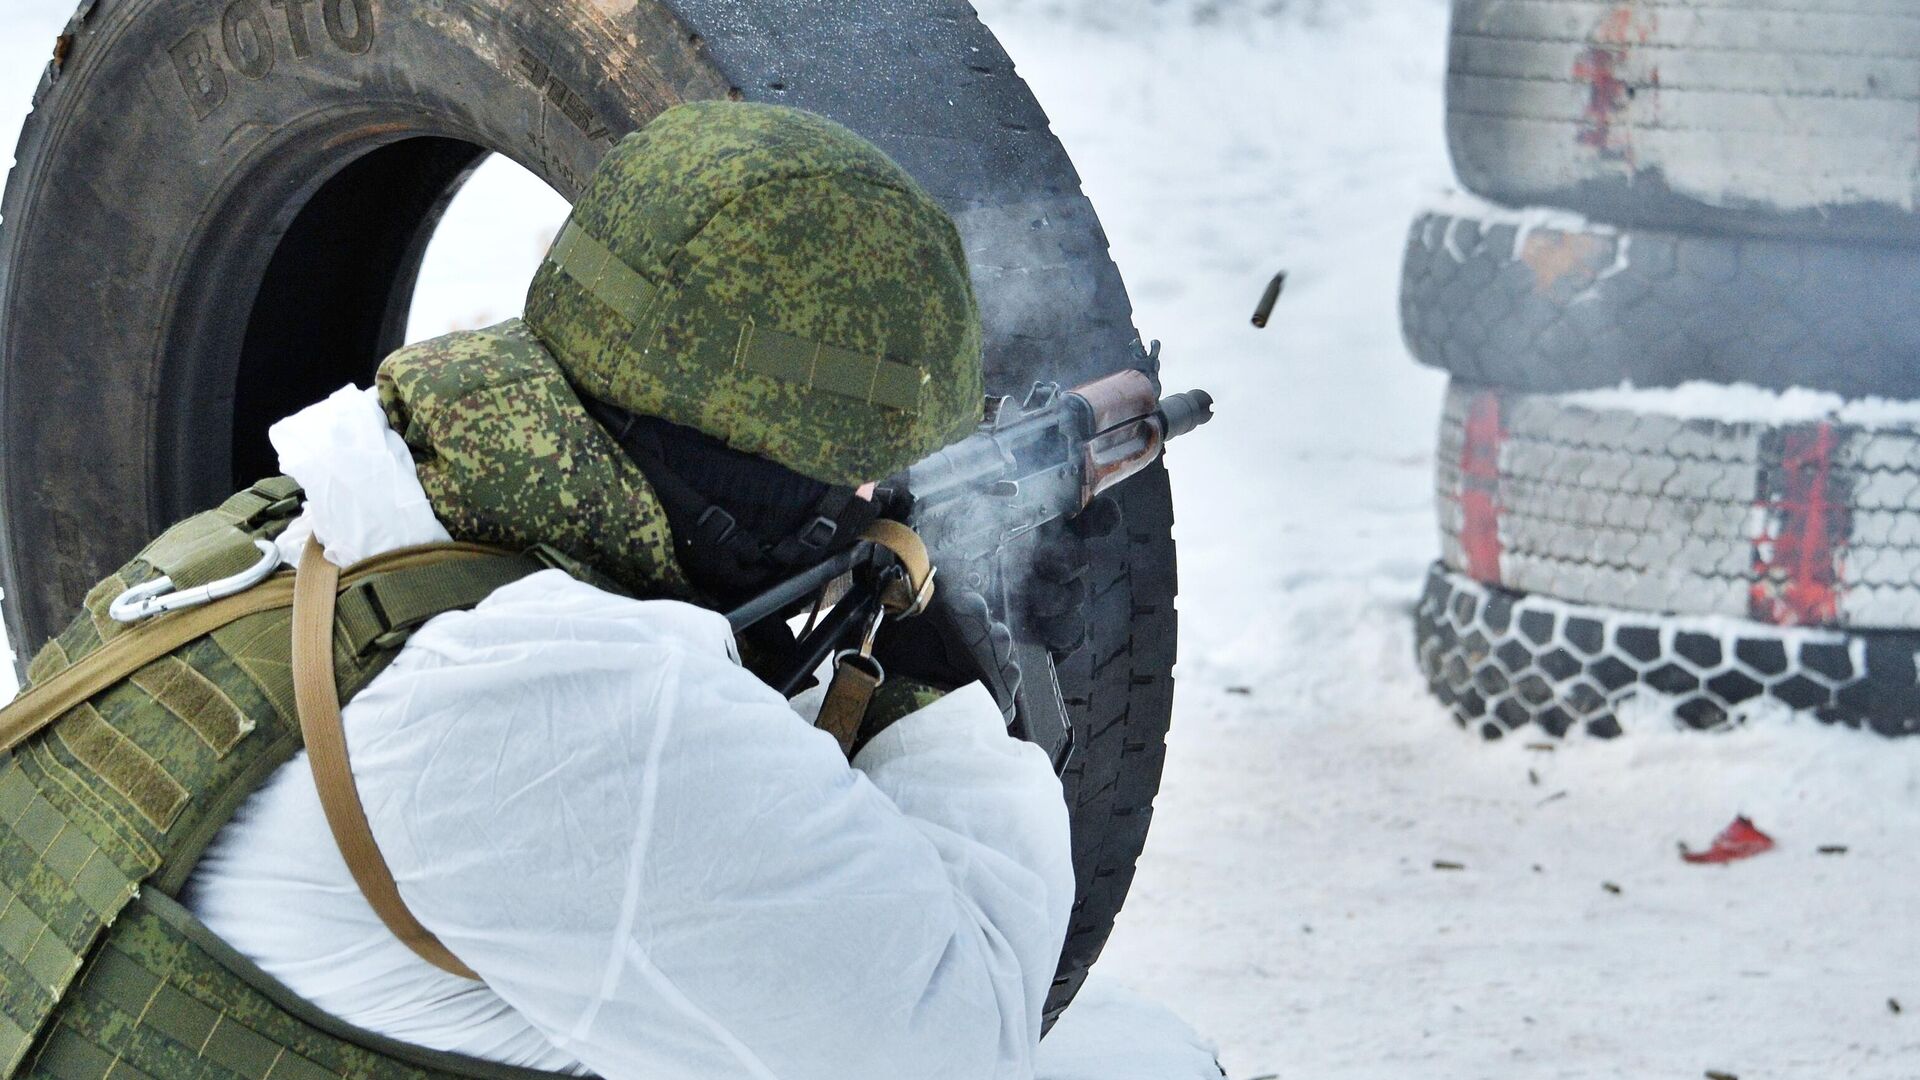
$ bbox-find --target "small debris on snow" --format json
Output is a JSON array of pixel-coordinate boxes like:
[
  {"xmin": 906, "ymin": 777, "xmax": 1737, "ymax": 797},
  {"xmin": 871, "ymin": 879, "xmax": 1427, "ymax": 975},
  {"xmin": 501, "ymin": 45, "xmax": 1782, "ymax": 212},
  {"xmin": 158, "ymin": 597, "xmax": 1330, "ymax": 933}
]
[
  {"xmin": 1524, "ymin": 742, "xmax": 1556, "ymax": 753},
  {"xmin": 1602, "ymin": 882, "xmax": 1623, "ymax": 895},
  {"xmin": 1818, "ymin": 844, "xmax": 1849, "ymax": 856},
  {"xmin": 1680, "ymin": 816, "xmax": 1776, "ymax": 865},
  {"xmin": 1890, "ymin": 998, "xmax": 1903, "ymax": 1015},
  {"xmin": 1527, "ymin": 768, "xmax": 1539, "ymax": 786},
  {"xmin": 1537, "ymin": 790, "xmax": 1568, "ymax": 807},
  {"xmin": 1432, "ymin": 860, "xmax": 1465, "ymax": 871},
  {"xmin": 1225, "ymin": 686, "xmax": 1253, "ymax": 697},
  {"xmin": 1705, "ymin": 1071, "xmax": 1739, "ymax": 1080}
]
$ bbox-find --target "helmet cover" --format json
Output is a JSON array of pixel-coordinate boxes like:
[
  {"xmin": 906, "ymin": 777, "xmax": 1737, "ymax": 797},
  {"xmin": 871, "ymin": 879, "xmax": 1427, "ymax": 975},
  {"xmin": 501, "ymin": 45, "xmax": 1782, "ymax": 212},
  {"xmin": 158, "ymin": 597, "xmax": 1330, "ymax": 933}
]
[{"xmin": 523, "ymin": 100, "xmax": 985, "ymax": 487}]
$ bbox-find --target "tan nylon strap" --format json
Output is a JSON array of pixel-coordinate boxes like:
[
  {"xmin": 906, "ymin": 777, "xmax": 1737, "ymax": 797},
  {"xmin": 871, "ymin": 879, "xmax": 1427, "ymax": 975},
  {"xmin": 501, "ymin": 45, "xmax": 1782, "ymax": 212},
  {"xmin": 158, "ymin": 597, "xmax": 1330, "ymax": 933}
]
[
  {"xmin": 0, "ymin": 590, "xmax": 292, "ymax": 757},
  {"xmin": 814, "ymin": 657, "xmax": 883, "ymax": 756},
  {"xmin": 860, "ymin": 520, "xmax": 934, "ymax": 617},
  {"xmin": 292, "ymin": 539, "xmax": 481, "ymax": 982},
  {"xmin": 0, "ymin": 542, "xmax": 511, "ymax": 759},
  {"xmin": 811, "ymin": 521, "xmax": 935, "ymax": 754}
]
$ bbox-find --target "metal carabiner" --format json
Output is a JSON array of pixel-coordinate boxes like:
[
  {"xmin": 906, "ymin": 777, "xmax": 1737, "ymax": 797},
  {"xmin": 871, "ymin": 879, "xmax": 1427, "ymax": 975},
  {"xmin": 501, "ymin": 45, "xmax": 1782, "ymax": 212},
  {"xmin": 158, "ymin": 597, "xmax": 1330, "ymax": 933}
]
[
  {"xmin": 829, "ymin": 601, "xmax": 889, "ymax": 687},
  {"xmin": 108, "ymin": 538, "xmax": 283, "ymax": 624}
]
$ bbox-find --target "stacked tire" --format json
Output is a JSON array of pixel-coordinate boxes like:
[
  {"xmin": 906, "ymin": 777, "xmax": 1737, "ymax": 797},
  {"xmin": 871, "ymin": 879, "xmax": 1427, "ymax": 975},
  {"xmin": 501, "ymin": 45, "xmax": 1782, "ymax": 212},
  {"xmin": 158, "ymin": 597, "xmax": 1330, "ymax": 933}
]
[{"xmin": 1408, "ymin": 0, "xmax": 1920, "ymax": 740}]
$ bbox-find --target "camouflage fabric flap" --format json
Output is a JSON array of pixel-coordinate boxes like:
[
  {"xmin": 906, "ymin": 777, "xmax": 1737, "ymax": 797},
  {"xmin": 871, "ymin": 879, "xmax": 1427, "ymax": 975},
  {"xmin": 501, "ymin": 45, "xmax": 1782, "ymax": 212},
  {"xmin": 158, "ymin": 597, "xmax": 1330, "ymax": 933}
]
[{"xmin": 375, "ymin": 320, "xmax": 692, "ymax": 600}]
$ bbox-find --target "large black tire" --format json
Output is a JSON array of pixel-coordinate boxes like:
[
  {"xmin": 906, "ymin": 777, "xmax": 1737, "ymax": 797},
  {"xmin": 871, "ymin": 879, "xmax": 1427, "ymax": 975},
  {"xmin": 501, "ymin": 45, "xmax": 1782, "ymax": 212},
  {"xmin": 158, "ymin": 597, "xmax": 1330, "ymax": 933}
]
[
  {"xmin": 0, "ymin": 0, "xmax": 1178, "ymax": 1025},
  {"xmin": 1437, "ymin": 381, "xmax": 1920, "ymax": 630},
  {"xmin": 1448, "ymin": 0, "xmax": 1920, "ymax": 243},
  {"xmin": 1416, "ymin": 562, "xmax": 1920, "ymax": 741},
  {"xmin": 1400, "ymin": 207, "xmax": 1920, "ymax": 398}
]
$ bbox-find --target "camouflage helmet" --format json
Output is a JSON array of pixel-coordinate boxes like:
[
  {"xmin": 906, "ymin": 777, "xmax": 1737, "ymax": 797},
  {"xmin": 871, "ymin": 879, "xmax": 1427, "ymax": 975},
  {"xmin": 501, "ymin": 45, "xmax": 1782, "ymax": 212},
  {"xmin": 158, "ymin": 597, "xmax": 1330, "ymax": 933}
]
[{"xmin": 522, "ymin": 100, "xmax": 984, "ymax": 488}]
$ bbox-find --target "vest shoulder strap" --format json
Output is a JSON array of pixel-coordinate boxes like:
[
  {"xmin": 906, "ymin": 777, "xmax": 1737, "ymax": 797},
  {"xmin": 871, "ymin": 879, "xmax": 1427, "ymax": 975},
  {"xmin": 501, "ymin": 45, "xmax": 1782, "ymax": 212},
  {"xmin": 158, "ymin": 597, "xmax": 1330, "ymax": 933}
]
[{"xmin": 0, "ymin": 482, "xmax": 550, "ymax": 1079}]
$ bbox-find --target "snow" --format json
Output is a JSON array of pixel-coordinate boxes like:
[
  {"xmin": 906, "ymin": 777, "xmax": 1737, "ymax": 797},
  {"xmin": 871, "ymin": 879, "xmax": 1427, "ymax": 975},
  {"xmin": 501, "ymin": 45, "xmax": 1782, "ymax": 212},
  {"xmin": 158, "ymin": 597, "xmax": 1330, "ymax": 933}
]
[
  {"xmin": 6, "ymin": 1, "xmax": 1920, "ymax": 1076},
  {"xmin": 1425, "ymin": 187, "xmax": 1623, "ymax": 239},
  {"xmin": 1564, "ymin": 381, "xmax": 1920, "ymax": 430},
  {"xmin": 970, "ymin": 5, "xmax": 1920, "ymax": 1078},
  {"xmin": 1035, "ymin": 981, "xmax": 1225, "ymax": 1080}
]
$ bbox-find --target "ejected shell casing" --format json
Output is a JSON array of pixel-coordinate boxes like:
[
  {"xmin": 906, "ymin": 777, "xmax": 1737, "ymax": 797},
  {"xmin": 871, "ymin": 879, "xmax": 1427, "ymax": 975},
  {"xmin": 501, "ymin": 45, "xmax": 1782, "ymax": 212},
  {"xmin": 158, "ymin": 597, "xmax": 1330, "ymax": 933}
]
[{"xmin": 1251, "ymin": 272, "xmax": 1286, "ymax": 328}]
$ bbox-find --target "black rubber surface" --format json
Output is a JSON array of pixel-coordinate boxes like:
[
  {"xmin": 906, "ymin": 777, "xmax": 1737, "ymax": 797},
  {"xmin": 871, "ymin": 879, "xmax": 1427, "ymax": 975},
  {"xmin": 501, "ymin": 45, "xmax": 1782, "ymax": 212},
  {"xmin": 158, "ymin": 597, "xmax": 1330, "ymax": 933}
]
[
  {"xmin": 1416, "ymin": 562, "xmax": 1920, "ymax": 741},
  {"xmin": 1399, "ymin": 208, "xmax": 1920, "ymax": 398},
  {"xmin": 0, "ymin": 0, "xmax": 1178, "ymax": 1025}
]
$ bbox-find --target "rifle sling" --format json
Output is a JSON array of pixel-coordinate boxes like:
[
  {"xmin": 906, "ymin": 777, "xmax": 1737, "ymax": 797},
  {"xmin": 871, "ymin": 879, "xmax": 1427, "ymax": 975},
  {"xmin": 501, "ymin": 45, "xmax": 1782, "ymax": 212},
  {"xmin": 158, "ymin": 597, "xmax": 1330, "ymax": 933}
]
[
  {"xmin": 811, "ymin": 521, "xmax": 934, "ymax": 754},
  {"xmin": 0, "ymin": 542, "xmax": 510, "ymax": 759},
  {"xmin": 0, "ymin": 538, "xmax": 525, "ymax": 986},
  {"xmin": 860, "ymin": 520, "xmax": 933, "ymax": 618},
  {"xmin": 293, "ymin": 538, "xmax": 510, "ymax": 982}
]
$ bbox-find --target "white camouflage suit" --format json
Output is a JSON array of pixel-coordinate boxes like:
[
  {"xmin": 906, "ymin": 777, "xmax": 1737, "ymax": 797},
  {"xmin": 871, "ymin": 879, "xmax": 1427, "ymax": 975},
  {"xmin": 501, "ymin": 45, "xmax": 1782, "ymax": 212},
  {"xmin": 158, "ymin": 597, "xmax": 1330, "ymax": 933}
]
[{"xmin": 180, "ymin": 386, "xmax": 1081, "ymax": 1080}]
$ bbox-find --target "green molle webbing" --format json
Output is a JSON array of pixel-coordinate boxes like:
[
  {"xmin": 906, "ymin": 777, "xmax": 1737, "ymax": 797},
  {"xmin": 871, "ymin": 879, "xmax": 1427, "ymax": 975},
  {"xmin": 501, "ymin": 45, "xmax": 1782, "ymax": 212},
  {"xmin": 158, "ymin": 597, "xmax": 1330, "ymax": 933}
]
[
  {"xmin": 0, "ymin": 482, "xmax": 569, "ymax": 1080},
  {"xmin": 35, "ymin": 892, "xmax": 564, "ymax": 1080},
  {"xmin": 330, "ymin": 557, "xmax": 538, "ymax": 658},
  {"xmin": 143, "ymin": 478, "xmax": 302, "ymax": 591},
  {"xmin": 545, "ymin": 222, "xmax": 660, "ymax": 330},
  {"xmin": 546, "ymin": 221, "xmax": 926, "ymax": 412}
]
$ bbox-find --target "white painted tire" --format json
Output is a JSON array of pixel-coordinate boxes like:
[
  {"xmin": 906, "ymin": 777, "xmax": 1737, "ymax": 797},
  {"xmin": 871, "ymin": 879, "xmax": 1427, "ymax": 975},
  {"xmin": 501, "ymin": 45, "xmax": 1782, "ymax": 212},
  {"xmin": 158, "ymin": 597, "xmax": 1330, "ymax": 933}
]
[
  {"xmin": 1437, "ymin": 381, "xmax": 1920, "ymax": 630},
  {"xmin": 1447, "ymin": 0, "xmax": 1920, "ymax": 242}
]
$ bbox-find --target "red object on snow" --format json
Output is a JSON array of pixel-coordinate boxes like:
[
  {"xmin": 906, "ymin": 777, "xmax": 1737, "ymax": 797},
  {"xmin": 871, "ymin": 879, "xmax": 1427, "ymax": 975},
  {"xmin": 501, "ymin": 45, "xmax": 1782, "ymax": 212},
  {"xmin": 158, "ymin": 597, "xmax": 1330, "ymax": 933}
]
[{"xmin": 1680, "ymin": 816, "xmax": 1776, "ymax": 864}]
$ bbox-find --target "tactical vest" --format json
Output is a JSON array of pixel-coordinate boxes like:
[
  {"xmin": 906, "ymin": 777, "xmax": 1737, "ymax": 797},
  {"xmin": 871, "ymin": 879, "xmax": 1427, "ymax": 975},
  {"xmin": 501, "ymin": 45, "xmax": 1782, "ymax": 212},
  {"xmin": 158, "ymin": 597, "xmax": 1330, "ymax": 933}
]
[
  {"xmin": 0, "ymin": 325, "xmax": 669, "ymax": 1080},
  {"xmin": 0, "ymin": 319, "xmax": 927, "ymax": 1079},
  {"xmin": 0, "ymin": 475, "xmax": 584, "ymax": 1080}
]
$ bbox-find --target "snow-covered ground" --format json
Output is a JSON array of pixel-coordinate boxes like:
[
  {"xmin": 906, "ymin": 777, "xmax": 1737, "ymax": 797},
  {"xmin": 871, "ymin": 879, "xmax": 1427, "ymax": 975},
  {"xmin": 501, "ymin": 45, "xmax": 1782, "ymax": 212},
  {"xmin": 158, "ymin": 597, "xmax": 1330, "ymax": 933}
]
[
  {"xmin": 6, "ymin": 2, "xmax": 1920, "ymax": 1077},
  {"xmin": 957, "ymin": 7, "xmax": 1920, "ymax": 1077}
]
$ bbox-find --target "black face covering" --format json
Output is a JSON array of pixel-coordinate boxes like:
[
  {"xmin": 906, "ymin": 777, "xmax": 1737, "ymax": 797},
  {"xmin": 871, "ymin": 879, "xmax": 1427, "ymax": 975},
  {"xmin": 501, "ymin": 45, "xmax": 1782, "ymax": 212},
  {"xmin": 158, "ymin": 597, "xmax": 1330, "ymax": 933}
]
[{"xmin": 581, "ymin": 397, "xmax": 877, "ymax": 602}]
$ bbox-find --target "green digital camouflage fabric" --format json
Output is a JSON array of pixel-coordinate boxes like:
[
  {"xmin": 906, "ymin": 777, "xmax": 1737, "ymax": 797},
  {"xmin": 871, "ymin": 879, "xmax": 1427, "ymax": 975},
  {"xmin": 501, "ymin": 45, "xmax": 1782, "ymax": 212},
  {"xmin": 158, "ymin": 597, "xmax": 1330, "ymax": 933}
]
[
  {"xmin": 376, "ymin": 320, "xmax": 692, "ymax": 600},
  {"xmin": 0, "ymin": 484, "xmax": 559, "ymax": 1080},
  {"xmin": 522, "ymin": 100, "xmax": 984, "ymax": 488},
  {"xmin": 862, "ymin": 677, "xmax": 947, "ymax": 739}
]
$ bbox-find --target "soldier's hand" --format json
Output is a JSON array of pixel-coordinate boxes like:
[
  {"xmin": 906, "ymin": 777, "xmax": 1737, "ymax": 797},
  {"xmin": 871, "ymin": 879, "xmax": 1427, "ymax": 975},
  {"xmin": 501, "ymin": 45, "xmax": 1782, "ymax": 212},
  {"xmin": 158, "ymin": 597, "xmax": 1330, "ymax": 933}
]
[
  {"xmin": 873, "ymin": 582, "xmax": 1022, "ymax": 723},
  {"xmin": 1018, "ymin": 494, "xmax": 1119, "ymax": 658}
]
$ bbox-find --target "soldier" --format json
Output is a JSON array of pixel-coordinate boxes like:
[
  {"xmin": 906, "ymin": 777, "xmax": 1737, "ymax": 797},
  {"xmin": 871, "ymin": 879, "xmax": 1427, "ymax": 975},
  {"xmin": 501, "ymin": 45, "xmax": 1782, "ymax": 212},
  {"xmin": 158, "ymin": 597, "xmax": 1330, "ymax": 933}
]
[{"xmin": 0, "ymin": 101, "xmax": 1072, "ymax": 1080}]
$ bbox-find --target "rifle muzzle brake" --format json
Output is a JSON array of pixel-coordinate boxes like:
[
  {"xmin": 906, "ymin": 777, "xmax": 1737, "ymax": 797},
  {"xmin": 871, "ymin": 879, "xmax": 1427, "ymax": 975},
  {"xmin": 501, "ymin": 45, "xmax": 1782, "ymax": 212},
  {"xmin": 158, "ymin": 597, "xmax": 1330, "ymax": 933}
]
[{"xmin": 1158, "ymin": 390, "xmax": 1215, "ymax": 441}]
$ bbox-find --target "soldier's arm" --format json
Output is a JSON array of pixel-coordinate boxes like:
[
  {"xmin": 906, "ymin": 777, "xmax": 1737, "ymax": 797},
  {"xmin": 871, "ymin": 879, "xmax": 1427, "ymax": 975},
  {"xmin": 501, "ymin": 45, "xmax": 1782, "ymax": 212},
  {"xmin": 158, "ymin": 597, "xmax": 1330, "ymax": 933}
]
[{"xmin": 348, "ymin": 573, "xmax": 1073, "ymax": 1080}]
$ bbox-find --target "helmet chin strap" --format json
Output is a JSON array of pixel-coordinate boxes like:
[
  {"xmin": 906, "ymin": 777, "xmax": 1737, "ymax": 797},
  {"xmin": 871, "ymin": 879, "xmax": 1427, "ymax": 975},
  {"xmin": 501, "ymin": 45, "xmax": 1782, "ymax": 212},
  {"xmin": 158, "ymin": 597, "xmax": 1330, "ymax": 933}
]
[{"xmin": 580, "ymin": 396, "xmax": 880, "ymax": 599}]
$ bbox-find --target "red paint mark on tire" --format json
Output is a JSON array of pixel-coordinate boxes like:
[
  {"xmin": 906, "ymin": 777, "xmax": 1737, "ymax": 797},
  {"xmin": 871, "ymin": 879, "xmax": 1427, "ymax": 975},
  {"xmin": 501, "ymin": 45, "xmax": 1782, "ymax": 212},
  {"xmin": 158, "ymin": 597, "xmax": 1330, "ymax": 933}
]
[
  {"xmin": 1573, "ymin": 5, "xmax": 1655, "ymax": 162},
  {"xmin": 1751, "ymin": 423, "xmax": 1846, "ymax": 626},
  {"xmin": 1459, "ymin": 390, "xmax": 1504, "ymax": 585}
]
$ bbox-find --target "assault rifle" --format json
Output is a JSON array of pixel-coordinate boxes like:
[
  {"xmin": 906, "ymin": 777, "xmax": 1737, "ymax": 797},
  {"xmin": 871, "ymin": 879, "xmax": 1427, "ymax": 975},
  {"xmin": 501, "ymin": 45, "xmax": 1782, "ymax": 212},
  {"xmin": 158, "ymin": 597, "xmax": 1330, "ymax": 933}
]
[{"xmin": 727, "ymin": 353, "xmax": 1214, "ymax": 767}]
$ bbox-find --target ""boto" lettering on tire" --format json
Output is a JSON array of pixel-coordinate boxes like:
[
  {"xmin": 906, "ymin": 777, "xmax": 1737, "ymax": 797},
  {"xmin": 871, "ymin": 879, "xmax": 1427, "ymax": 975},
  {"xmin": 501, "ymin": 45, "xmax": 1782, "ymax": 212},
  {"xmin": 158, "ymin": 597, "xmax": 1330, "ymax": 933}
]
[{"xmin": 169, "ymin": 0, "xmax": 375, "ymax": 120}]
